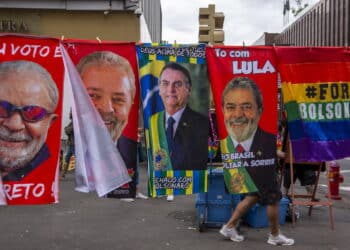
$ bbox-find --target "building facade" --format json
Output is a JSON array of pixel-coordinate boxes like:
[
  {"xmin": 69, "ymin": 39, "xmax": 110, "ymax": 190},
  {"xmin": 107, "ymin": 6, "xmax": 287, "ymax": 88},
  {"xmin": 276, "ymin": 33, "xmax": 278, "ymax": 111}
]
[
  {"xmin": 275, "ymin": 0, "xmax": 349, "ymax": 46},
  {"xmin": 253, "ymin": 32, "xmax": 280, "ymax": 46},
  {"xmin": 198, "ymin": 4, "xmax": 224, "ymax": 45},
  {"xmin": 0, "ymin": 0, "xmax": 162, "ymax": 42}
]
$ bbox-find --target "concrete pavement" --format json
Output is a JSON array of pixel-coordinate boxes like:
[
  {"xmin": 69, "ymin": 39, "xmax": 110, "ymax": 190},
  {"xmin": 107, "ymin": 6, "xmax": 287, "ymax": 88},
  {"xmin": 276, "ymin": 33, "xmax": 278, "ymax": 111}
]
[{"xmin": 1, "ymin": 164, "xmax": 349, "ymax": 250}]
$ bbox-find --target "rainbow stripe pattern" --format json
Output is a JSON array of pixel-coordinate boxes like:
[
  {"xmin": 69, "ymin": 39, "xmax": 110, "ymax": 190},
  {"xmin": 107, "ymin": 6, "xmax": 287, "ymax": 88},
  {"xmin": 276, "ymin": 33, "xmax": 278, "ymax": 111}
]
[{"xmin": 276, "ymin": 47, "xmax": 350, "ymax": 161}]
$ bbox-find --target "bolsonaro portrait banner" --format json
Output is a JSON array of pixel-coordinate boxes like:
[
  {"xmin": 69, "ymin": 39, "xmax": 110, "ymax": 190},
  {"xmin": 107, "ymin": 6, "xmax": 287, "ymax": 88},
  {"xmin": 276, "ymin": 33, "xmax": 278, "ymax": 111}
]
[{"xmin": 137, "ymin": 43, "xmax": 209, "ymax": 198}]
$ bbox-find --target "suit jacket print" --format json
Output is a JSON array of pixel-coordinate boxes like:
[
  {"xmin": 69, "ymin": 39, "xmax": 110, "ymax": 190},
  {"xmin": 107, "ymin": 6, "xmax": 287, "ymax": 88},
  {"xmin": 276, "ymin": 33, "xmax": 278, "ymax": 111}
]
[
  {"xmin": 149, "ymin": 106, "xmax": 209, "ymax": 171},
  {"xmin": 245, "ymin": 127, "xmax": 279, "ymax": 194}
]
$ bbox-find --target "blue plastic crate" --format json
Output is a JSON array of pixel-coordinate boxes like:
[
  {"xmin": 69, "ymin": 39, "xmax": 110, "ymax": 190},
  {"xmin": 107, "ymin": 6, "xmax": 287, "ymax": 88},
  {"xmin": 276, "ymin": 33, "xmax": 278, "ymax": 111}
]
[
  {"xmin": 195, "ymin": 167, "xmax": 242, "ymax": 229},
  {"xmin": 204, "ymin": 169, "xmax": 232, "ymax": 201},
  {"xmin": 243, "ymin": 197, "xmax": 290, "ymax": 228},
  {"xmin": 196, "ymin": 199, "xmax": 233, "ymax": 228}
]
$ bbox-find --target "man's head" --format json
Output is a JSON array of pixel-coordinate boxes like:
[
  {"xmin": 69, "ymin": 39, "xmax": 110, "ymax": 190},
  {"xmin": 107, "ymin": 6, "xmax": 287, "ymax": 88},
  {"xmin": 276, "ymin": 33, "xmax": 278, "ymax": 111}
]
[
  {"xmin": 0, "ymin": 60, "xmax": 58, "ymax": 172},
  {"xmin": 77, "ymin": 51, "xmax": 135, "ymax": 142},
  {"xmin": 221, "ymin": 77, "xmax": 263, "ymax": 142},
  {"xmin": 158, "ymin": 62, "xmax": 191, "ymax": 115}
]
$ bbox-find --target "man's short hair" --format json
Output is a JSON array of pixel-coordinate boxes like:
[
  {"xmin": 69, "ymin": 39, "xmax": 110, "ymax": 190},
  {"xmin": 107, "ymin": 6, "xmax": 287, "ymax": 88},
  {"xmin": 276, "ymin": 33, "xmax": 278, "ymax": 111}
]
[
  {"xmin": 221, "ymin": 76, "xmax": 263, "ymax": 114},
  {"xmin": 0, "ymin": 60, "xmax": 59, "ymax": 111},
  {"xmin": 77, "ymin": 51, "xmax": 136, "ymax": 99},
  {"xmin": 159, "ymin": 62, "xmax": 192, "ymax": 87}
]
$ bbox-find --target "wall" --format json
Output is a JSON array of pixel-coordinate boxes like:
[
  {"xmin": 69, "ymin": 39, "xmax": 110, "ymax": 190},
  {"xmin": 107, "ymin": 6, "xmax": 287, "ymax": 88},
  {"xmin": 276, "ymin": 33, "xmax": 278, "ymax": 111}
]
[
  {"xmin": 276, "ymin": 0, "xmax": 350, "ymax": 46},
  {"xmin": 0, "ymin": 9, "xmax": 140, "ymax": 41}
]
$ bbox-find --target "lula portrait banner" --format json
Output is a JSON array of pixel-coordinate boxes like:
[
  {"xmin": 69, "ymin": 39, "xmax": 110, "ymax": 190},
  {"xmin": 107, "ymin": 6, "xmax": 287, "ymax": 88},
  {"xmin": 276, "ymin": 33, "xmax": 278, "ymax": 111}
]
[
  {"xmin": 206, "ymin": 46, "xmax": 278, "ymax": 194},
  {"xmin": 137, "ymin": 44, "xmax": 209, "ymax": 198},
  {"xmin": 62, "ymin": 40, "xmax": 139, "ymax": 198},
  {"xmin": 275, "ymin": 47, "xmax": 350, "ymax": 162},
  {"xmin": 0, "ymin": 34, "xmax": 64, "ymax": 205}
]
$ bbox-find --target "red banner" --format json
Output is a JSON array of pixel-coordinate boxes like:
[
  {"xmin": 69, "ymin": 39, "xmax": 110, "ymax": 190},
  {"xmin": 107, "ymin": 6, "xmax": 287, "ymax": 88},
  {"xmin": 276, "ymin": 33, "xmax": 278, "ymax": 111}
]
[
  {"xmin": 207, "ymin": 46, "xmax": 278, "ymax": 138},
  {"xmin": 206, "ymin": 46, "xmax": 279, "ymax": 195},
  {"xmin": 63, "ymin": 40, "xmax": 140, "ymax": 198},
  {"xmin": 0, "ymin": 34, "xmax": 64, "ymax": 204}
]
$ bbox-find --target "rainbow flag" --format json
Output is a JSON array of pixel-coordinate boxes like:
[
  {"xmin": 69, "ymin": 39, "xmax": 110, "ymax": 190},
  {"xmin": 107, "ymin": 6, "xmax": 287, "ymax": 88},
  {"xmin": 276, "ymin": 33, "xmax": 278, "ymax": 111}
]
[{"xmin": 276, "ymin": 47, "xmax": 350, "ymax": 162}]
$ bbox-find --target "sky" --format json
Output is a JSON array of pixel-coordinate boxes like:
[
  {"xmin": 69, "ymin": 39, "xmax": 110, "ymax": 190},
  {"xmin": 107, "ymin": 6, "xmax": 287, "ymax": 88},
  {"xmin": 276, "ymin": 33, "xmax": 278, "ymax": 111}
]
[{"xmin": 160, "ymin": 0, "xmax": 319, "ymax": 45}]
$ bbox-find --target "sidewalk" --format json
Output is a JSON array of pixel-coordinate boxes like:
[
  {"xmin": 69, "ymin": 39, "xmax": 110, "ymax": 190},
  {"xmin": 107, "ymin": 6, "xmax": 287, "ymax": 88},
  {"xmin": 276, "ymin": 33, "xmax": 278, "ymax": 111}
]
[{"xmin": 0, "ymin": 165, "xmax": 349, "ymax": 250}]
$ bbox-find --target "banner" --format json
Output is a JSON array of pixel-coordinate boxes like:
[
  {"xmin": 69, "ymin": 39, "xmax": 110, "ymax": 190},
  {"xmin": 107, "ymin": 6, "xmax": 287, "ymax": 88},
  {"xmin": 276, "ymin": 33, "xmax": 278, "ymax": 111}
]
[
  {"xmin": 137, "ymin": 44, "xmax": 209, "ymax": 197},
  {"xmin": 276, "ymin": 47, "xmax": 350, "ymax": 162},
  {"xmin": 206, "ymin": 46, "xmax": 278, "ymax": 194},
  {"xmin": 0, "ymin": 34, "xmax": 63, "ymax": 204},
  {"xmin": 62, "ymin": 40, "xmax": 138, "ymax": 198},
  {"xmin": 0, "ymin": 178, "xmax": 5, "ymax": 205}
]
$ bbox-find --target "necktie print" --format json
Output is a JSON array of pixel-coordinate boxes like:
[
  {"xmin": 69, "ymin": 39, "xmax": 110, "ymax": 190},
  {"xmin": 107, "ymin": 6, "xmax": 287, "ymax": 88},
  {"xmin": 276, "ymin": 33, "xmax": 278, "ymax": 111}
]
[
  {"xmin": 166, "ymin": 117, "xmax": 175, "ymax": 153},
  {"xmin": 235, "ymin": 144, "xmax": 245, "ymax": 153}
]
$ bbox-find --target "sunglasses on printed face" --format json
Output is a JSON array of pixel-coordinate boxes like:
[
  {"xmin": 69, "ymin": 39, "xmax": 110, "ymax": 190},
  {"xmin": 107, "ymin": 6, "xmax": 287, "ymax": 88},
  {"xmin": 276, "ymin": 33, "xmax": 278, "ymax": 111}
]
[{"xmin": 0, "ymin": 100, "xmax": 52, "ymax": 122}]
